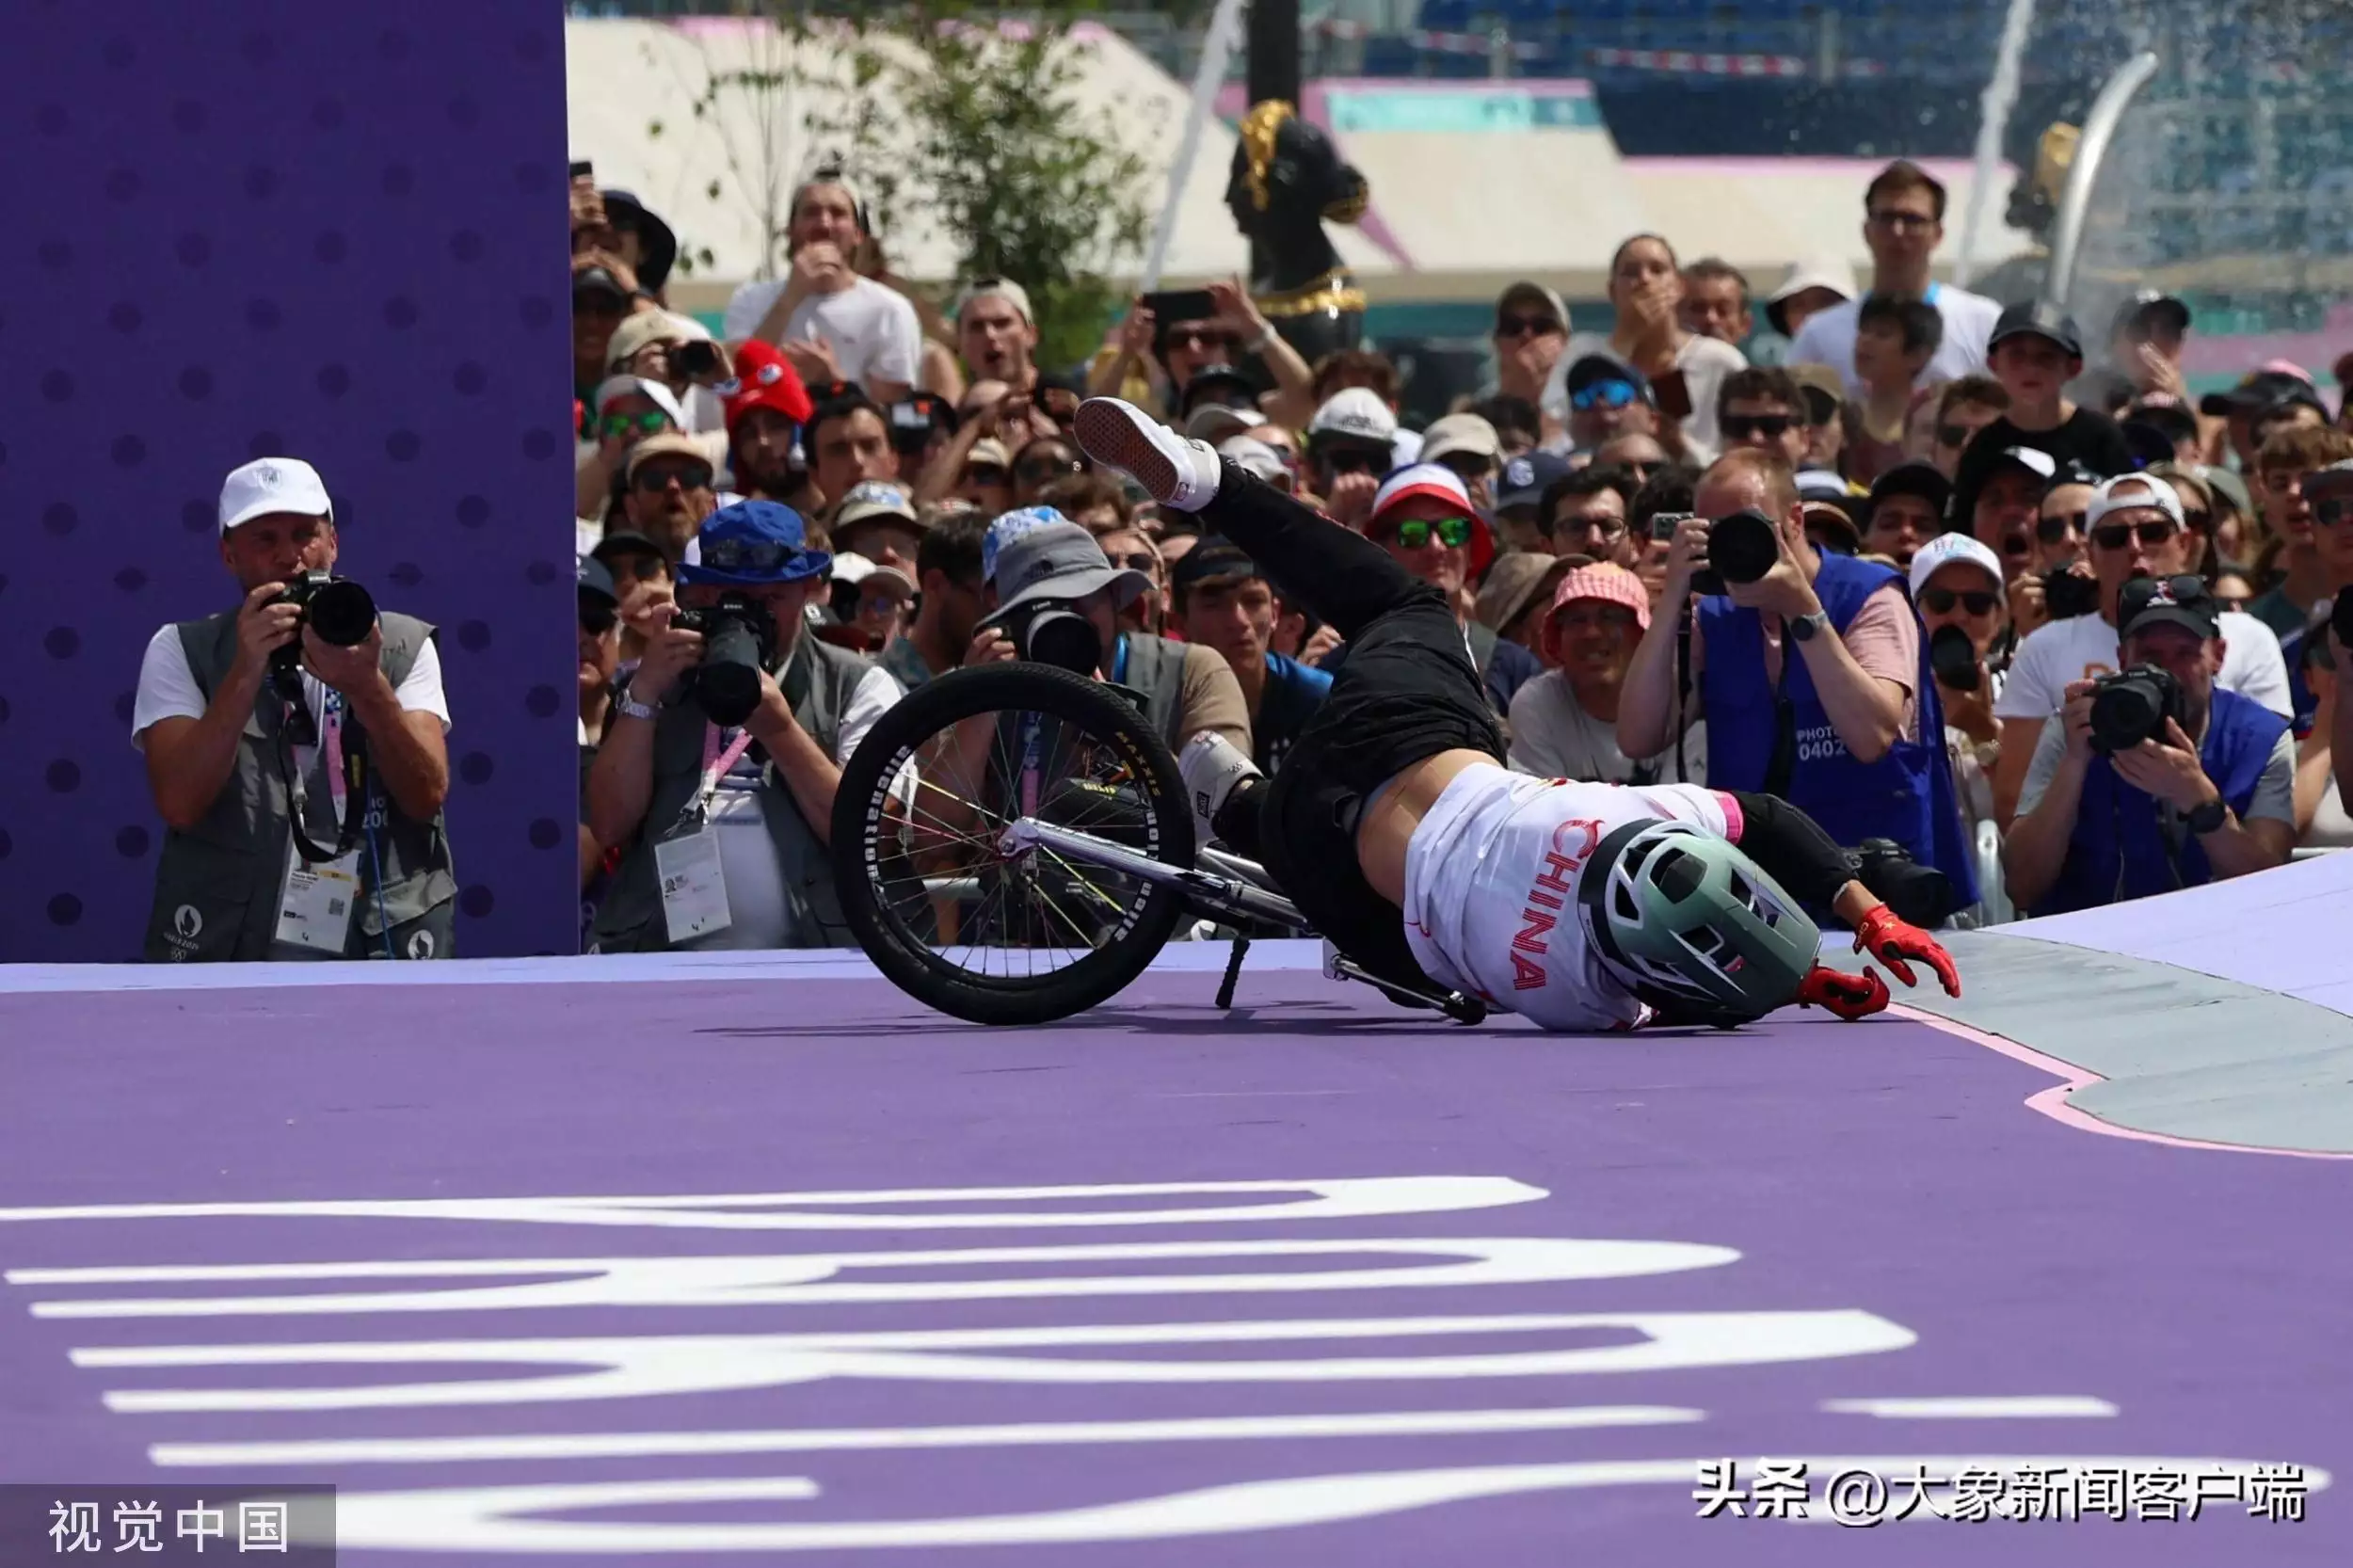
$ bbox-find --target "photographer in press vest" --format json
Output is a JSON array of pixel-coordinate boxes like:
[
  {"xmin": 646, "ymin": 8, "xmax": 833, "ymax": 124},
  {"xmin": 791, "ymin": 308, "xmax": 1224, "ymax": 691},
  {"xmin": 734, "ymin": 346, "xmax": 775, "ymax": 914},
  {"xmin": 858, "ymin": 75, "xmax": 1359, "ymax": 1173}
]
[
  {"xmin": 587, "ymin": 500, "xmax": 903, "ymax": 951},
  {"xmin": 132, "ymin": 458, "xmax": 455, "ymax": 962}
]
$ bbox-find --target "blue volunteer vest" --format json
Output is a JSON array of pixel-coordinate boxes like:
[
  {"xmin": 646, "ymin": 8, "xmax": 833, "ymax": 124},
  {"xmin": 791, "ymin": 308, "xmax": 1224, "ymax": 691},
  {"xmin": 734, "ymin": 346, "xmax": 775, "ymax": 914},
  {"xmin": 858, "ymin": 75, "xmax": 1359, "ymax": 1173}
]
[
  {"xmin": 1698, "ymin": 550, "xmax": 1977, "ymax": 905},
  {"xmin": 2031, "ymin": 686, "xmax": 2287, "ymax": 915}
]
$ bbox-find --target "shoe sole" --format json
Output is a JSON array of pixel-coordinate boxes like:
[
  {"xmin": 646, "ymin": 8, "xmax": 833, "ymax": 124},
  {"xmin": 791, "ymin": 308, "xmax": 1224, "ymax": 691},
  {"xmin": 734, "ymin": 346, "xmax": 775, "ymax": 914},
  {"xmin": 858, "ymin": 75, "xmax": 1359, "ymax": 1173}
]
[{"xmin": 1074, "ymin": 401, "xmax": 1179, "ymax": 504}]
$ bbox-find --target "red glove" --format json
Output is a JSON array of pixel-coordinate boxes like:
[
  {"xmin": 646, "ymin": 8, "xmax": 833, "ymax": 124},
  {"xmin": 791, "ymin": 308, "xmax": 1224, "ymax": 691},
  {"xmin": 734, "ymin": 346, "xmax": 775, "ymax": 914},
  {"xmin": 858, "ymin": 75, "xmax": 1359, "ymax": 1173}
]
[
  {"xmin": 1795, "ymin": 963, "xmax": 1891, "ymax": 1021},
  {"xmin": 1852, "ymin": 904, "xmax": 1961, "ymax": 997}
]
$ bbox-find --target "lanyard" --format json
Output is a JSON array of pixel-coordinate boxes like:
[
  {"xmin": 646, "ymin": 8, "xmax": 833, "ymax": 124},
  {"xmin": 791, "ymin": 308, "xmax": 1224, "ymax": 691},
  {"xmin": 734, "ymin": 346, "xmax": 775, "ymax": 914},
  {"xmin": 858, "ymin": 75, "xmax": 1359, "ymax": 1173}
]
[
  {"xmin": 286, "ymin": 689, "xmax": 348, "ymax": 822},
  {"xmin": 689, "ymin": 722, "xmax": 758, "ymax": 823},
  {"xmin": 1112, "ymin": 632, "xmax": 1128, "ymax": 685}
]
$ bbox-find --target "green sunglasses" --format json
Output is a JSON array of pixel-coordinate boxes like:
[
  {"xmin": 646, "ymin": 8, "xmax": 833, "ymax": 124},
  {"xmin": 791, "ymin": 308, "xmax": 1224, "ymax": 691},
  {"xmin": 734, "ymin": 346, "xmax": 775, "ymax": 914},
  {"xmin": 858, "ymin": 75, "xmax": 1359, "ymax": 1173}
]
[
  {"xmin": 1385, "ymin": 516, "xmax": 1474, "ymax": 551},
  {"xmin": 600, "ymin": 409, "xmax": 671, "ymax": 440}
]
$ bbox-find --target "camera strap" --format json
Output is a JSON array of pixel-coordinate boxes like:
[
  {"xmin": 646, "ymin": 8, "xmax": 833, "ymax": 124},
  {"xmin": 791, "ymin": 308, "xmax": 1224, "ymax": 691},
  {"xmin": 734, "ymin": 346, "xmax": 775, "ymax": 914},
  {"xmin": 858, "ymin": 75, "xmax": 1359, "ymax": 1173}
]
[{"xmin": 280, "ymin": 689, "xmax": 371, "ymax": 865}]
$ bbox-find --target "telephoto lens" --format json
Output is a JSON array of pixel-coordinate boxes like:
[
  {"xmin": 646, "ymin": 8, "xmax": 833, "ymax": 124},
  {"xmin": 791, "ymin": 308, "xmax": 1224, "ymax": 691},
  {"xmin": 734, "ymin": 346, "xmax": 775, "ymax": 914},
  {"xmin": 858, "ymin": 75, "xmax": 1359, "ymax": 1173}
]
[
  {"xmin": 1928, "ymin": 623, "xmax": 1981, "ymax": 692},
  {"xmin": 1690, "ymin": 508, "xmax": 1780, "ymax": 596},
  {"xmin": 2088, "ymin": 664, "xmax": 2182, "ymax": 755},
  {"xmin": 994, "ymin": 598, "xmax": 1102, "ymax": 675},
  {"xmin": 672, "ymin": 594, "xmax": 776, "ymax": 729}
]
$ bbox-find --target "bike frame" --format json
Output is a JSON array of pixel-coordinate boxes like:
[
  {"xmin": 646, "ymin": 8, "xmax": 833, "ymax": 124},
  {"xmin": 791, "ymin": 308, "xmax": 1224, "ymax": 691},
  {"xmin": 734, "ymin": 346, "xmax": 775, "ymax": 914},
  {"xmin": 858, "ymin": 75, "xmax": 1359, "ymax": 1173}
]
[{"xmin": 999, "ymin": 817, "xmax": 1488, "ymax": 1024}]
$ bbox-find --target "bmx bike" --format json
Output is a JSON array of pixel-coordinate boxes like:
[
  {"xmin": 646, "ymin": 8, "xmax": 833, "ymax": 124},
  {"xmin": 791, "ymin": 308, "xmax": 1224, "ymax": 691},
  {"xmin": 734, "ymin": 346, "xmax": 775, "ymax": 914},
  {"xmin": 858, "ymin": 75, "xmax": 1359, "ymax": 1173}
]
[{"xmin": 830, "ymin": 662, "xmax": 1488, "ymax": 1028}]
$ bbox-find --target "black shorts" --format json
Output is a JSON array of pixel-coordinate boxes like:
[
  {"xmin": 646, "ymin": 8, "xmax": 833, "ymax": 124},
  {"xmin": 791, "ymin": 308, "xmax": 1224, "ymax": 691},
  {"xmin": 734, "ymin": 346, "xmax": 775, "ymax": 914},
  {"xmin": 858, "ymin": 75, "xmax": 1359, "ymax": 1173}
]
[{"xmin": 1257, "ymin": 584, "xmax": 1504, "ymax": 990}]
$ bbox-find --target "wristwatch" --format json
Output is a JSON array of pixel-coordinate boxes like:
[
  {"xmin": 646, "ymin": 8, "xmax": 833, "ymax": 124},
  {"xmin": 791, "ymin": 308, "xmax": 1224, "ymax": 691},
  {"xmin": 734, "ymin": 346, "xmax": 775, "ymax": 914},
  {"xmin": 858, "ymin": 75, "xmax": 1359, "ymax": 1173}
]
[
  {"xmin": 1788, "ymin": 610, "xmax": 1831, "ymax": 643},
  {"xmin": 614, "ymin": 690, "xmax": 660, "ymax": 723},
  {"xmin": 2185, "ymin": 795, "xmax": 2229, "ymax": 835}
]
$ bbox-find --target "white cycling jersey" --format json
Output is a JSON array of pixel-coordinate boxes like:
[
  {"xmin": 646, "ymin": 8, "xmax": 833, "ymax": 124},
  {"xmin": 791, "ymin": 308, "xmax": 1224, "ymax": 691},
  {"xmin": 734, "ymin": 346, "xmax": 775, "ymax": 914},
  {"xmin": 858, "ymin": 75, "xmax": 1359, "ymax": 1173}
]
[{"xmin": 1401, "ymin": 763, "xmax": 1741, "ymax": 1032}]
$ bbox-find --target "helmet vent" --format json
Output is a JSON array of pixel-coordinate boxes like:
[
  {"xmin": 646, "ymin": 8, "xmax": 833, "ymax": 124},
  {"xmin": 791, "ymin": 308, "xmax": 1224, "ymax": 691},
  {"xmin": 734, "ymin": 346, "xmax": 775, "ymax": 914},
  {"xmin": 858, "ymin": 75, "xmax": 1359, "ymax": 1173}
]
[{"xmin": 1651, "ymin": 848, "xmax": 1703, "ymax": 902}]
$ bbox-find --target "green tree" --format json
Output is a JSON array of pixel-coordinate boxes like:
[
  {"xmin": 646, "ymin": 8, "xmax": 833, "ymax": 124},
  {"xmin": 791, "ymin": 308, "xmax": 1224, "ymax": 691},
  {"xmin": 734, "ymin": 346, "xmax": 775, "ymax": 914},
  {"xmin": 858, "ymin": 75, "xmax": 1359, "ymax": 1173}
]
[{"xmin": 659, "ymin": 3, "xmax": 1160, "ymax": 371}]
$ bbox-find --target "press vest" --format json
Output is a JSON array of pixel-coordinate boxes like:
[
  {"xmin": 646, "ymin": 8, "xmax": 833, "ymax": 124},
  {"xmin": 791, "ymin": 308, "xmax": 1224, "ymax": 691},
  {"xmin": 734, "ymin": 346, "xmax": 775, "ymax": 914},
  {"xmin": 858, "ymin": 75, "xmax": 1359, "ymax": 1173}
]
[
  {"xmin": 1697, "ymin": 551, "xmax": 1978, "ymax": 906},
  {"xmin": 591, "ymin": 634, "xmax": 872, "ymax": 952},
  {"xmin": 2031, "ymin": 686, "xmax": 2287, "ymax": 916},
  {"xmin": 144, "ymin": 609, "xmax": 457, "ymax": 962},
  {"xmin": 1112, "ymin": 632, "xmax": 1191, "ymax": 752}
]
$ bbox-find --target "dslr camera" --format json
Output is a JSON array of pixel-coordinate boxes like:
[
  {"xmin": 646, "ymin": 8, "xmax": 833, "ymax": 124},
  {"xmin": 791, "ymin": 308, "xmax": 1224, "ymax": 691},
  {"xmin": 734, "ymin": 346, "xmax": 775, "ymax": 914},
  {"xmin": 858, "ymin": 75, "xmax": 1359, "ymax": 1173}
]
[
  {"xmin": 271, "ymin": 571, "xmax": 377, "ymax": 663},
  {"xmin": 2088, "ymin": 664, "xmax": 2187, "ymax": 755},
  {"xmin": 266, "ymin": 571, "xmax": 376, "ymax": 744},
  {"xmin": 1648, "ymin": 508, "xmax": 1780, "ymax": 596},
  {"xmin": 2042, "ymin": 568, "xmax": 2100, "ymax": 621},
  {"xmin": 988, "ymin": 597, "xmax": 1102, "ymax": 676},
  {"xmin": 670, "ymin": 592, "xmax": 778, "ymax": 728}
]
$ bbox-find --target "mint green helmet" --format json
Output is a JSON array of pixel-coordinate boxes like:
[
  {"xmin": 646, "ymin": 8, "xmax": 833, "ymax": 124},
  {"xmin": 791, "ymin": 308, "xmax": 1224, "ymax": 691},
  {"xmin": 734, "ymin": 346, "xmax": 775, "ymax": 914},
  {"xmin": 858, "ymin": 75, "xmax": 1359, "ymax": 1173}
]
[{"xmin": 1576, "ymin": 819, "xmax": 1819, "ymax": 1021}]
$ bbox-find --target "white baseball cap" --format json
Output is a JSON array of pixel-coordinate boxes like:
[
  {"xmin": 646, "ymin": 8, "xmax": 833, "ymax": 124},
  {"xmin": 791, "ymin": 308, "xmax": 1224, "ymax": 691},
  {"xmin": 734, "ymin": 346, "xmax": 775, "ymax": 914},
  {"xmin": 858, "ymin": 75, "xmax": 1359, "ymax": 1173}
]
[
  {"xmin": 1306, "ymin": 387, "xmax": 1399, "ymax": 446},
  {"xmin": 1907, "ymin": 531, "xmax": 2006, "ymax": 598},
  {"xmin": 218, "ymin": 457, "xmax": 332, "ymax": 535},
  {"xmin": 952, "ymin": 276, "xmax": 1034, "ymax": 325},
  {"xmin": 2087, "ymin": 472, "xmax": 2187, "ymax": 532}
]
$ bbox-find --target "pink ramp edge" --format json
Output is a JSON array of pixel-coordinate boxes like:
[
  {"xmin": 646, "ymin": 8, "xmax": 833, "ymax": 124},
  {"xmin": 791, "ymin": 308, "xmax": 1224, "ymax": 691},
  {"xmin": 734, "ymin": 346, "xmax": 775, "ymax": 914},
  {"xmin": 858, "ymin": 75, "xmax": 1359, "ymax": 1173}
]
[{"xmin": 1891, "ymin": 1004, "xmax": 2353, "ymax": 1163}]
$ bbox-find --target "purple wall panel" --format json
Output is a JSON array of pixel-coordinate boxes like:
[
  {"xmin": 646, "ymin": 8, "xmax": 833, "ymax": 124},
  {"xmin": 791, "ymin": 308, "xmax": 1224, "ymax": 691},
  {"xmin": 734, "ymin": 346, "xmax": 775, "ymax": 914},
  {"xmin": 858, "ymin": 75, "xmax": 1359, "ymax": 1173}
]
[{"xmin": 0, "ymin": 0, "xmax": 577, "ymax": 959}]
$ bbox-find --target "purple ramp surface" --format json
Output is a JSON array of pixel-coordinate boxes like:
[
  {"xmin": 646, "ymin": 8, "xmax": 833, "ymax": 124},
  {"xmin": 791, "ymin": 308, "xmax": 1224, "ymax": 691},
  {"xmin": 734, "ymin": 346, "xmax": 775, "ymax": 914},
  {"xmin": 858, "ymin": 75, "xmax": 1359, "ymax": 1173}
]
[{"xmin": 0, "ymin": 968, "xmax": 2344, "ymax": 1564}]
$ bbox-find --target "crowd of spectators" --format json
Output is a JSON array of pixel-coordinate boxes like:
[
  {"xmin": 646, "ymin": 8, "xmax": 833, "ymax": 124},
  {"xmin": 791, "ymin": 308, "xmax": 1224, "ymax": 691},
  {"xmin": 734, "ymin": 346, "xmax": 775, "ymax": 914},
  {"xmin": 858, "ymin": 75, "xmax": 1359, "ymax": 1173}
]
[{"xmin": 230, "ymin": 150, "xmax": 2280, "ymax": 957}]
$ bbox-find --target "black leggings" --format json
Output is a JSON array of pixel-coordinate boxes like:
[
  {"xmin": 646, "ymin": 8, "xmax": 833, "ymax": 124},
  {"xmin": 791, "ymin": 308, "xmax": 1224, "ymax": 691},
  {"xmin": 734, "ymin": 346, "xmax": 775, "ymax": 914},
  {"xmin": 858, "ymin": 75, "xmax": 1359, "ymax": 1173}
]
[{"xmin": 1189, "ymin": 465, "xmax": 1504, "ymax": 991}]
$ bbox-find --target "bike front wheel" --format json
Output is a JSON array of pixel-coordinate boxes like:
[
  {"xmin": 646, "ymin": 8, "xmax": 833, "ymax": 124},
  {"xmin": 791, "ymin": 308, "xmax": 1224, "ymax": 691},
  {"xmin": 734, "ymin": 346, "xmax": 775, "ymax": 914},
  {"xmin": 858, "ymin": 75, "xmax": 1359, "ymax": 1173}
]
[{"xmin": 831, "ymin": 662, "xmax": 1197, "ymax": 1025}]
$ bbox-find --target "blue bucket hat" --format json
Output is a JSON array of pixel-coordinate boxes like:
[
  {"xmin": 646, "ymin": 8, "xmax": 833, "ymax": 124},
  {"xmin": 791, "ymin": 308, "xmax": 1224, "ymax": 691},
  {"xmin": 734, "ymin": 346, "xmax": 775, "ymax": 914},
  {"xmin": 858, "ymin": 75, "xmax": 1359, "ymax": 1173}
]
[{"xmin": 680, "ymin": 500, "xmax": 830, "ymax": 587}]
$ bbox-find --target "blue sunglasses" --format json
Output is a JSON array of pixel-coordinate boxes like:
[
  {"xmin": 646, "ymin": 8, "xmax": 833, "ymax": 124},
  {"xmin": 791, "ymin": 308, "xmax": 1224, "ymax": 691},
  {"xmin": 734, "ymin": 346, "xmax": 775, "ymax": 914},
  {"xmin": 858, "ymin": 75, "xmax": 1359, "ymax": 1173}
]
[{"xmin": 1572, "ymin": 380, "xmax": 1640, "ymax": 413}]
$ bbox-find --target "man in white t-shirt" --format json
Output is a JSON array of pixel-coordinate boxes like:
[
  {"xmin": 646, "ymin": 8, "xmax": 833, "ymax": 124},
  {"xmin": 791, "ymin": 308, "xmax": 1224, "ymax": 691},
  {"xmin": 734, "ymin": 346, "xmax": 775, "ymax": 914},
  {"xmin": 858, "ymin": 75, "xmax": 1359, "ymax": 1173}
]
[
  {"xmin": 1992, "ymin": 472, "xmax": 2291, "ymax": 825},
  {"xmin": 1077, "ymin": 396, "xmax": 1961, "ymax": 1032},
  {"xmin": 133, "ymin": 458, "xmax": 455, "ymax": 962},
  {"xmin": 723, "ymin": 172, "xmax": 920, "ymax": 402},
  {"xmin": 1787, "ymin": 160, "xmax": 2002, "ymax": 394}
]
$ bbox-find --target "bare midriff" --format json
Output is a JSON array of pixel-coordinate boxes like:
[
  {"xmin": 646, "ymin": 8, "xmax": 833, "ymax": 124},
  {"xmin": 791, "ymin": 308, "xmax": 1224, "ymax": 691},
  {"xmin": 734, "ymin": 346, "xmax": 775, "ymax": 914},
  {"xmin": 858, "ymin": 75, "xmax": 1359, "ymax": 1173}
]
[{"xmin": 1353, "ymin": 748, "xmax": 1497, "ymax": 904}]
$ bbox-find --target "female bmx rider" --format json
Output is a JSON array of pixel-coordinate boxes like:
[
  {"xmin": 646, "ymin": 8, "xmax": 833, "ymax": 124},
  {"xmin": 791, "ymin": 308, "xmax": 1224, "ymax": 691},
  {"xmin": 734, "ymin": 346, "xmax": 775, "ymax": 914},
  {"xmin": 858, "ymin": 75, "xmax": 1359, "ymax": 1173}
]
[{"xmin": 1070, "ymin": 397, "xmax": 1961, "ymax": 1031}]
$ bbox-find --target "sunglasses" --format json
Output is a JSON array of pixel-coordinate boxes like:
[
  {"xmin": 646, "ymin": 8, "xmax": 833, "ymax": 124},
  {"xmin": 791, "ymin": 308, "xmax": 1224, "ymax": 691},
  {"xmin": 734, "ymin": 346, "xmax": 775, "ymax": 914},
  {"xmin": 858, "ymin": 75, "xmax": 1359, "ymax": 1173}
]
[
  {"xmin": 1439, "ymin": 454, "xmax": 1496, "ymax": 481},
  {"xmin": 632, "ymin": 463, "xmax": 712, "ymax": 494},
  {"xmin": 701, "ymin": 536, "xmax": 803, "ymax": 573},
  {"xmin": 1617, "ymin": 458, "xmax": 1664, "ymax": 478},
  {"xmin": 1496, "ymin": 314, "xmax": 1560, "ymax": 340},
  {"xmin": 579, "ymin": 600, "xmax": 617, "ymax": 635},
  {"xmin": 1168, "ymin": 327, "xmax": 1240, "ymax": 351},
  {"xmin": 1319, "ymin": 448, "xmax": 1386, "ymax": 477},
  {"xmin": 965, "ymin": 463, "xmax": 1010, "ymax": 486},
  {"xmin": 2092, "ymin": 519, "xmax": 2177, "ymax": 552},
  {"xmin": 1109, "ymin": 551, "xmax": 1160, "ymax": 574},
  {"xmin": 600, "ymin": 410, "xmax": 671, "ymax": 440},
  {"xmin": 1920, "ymin": 586, "xmax": 1999, "ymax": 616},
  {"xmin": 2182, "ymin": 506, "xmax": 2213, "ymax": 532},
  {"xmin": 1571, "ymin": 381, "xmax": 1639, "ymax": 412},
  {"xmin": 1721, "ymin": 414, "xmax": 1795, "ymax": 440},
  {"xmin": 1934, "ymin": 423, "xmax": 1976, "ymax": 448},
  {"xmin": 2037, "ymin": 511, "xmax": 2086, "ymax": 544},
  {"xmin": 1382, "ymin": 516, "xmax": 1474, "ymax": 551},
  {"xmin": 2316, "ymin": 496, "xmax": 2353, "ymax": 529}
]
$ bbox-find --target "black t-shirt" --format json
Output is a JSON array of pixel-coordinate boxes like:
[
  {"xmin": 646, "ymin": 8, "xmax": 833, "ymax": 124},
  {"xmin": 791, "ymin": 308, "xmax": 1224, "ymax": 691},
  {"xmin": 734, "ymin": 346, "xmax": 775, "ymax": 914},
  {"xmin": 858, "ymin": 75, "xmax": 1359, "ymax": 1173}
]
[
  {"xmin": 1946, "ymin": 407, "xmax": 2137, "ymax": 528},
  {"xmin": 1969, "ymin": 408, "xmax": 2136, "ymax": 480}
]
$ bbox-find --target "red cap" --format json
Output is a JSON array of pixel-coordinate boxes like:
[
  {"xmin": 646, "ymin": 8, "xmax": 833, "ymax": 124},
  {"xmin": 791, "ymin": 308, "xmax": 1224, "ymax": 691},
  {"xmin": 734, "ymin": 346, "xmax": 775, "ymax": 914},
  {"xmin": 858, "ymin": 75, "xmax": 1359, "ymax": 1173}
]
[{"xmin": 723, "ymin": 341, "xmax": 814, "ymax": 434}]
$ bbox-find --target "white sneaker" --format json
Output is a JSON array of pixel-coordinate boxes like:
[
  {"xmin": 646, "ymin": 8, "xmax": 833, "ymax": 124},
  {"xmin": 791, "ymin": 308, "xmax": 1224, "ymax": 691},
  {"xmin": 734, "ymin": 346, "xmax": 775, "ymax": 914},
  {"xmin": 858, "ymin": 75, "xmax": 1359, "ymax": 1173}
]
[
  {"xmin": 1074, "ymin": 397, "xmax": 1222, "ymax": 513},
  {"xmin": 1178, "ymin": 729, "xmax": 1261, "ymax": 846}
]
